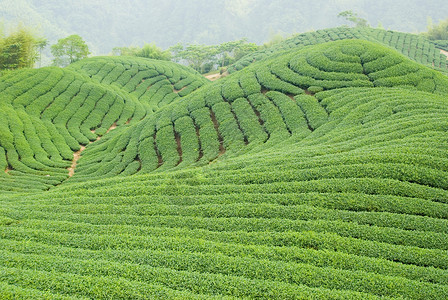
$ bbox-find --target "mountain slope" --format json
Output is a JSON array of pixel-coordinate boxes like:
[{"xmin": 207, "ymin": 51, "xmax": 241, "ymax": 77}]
[
  {"xmin": 228, "ymin": 27, "xmax": 448, "ymax": 74},
  {"xmin": 62, "ymin": 40, "xmax": 447, "ymax": 183},
  {"xmin": 1, "ymin": 86, "xmax": 447, "ymax": 298},
  {"xmin": 0, "ymin": 58, "xmax": 208, "ymax": 191},
  {"xmin": 0, "ymin": 40, "xmax": 448, "ymax": 298}
]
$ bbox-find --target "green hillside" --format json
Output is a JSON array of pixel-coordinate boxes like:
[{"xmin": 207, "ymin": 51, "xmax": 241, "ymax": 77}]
[
  {"xmin": 1, "ymin": 39, "xmax": 448, "ymax": 298},
  {"xmin": 229, "ymin": 27, "xmax": 448, "ymax": 73},
  {"xmin": 0, "ymin": 58, "xmax": 207, "ymax": 191}
]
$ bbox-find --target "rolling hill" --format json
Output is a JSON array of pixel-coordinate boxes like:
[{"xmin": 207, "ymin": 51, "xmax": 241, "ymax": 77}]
[
  {"xmin": 228, "ymin": 27, "xmax": 448, "ymax": 74},
  {"xmin": 0, "ymin": 39, "xmax": 448, "ymax": 298}
]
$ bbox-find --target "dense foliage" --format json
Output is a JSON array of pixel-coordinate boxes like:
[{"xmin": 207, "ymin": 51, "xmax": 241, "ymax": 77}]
[
  {"xmin": 425, "ymin": 18, "xmax": 448, "ymax": 40},
  {"xmin": 51, "ymin": 35, "xmax": 90, "ymax": 67},
  {"xmin": 0, "ymin": 39, "xmax": 448, "ymax": 298},
  {"xmin": 0, "ymin": 25, "xmax": 46, "ymax": 70},
  {"xmin": 113, "ymin": 43, "xmax": 171, "ymax": 61}
]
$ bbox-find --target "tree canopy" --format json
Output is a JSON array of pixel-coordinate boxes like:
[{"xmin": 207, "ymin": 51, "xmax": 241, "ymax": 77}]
[
  {"xmin": 113, "ymin": 43, "xmax": 171, "ymax": 61},
  {"xmin": 0, "ymin": 25, "xmax": 46, "ymax": 70},
  {"xmin": 425, "ymin": 18, "xmax": 448, "ymax": 40},
  {"xmin": 51, "ymin": 34, "xmax": 90, "ymax": 67},
  {"xmin": 170, "ymin": 39, "xmax": 260, "ymax": 73},
  {"xmin": 338, "ymin": 10, "xmax": 370, "ymax": 27}
]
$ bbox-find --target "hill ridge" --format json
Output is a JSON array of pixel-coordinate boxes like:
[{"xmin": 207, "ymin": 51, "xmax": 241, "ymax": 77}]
[
  {"xmin": 0, "ymin": 38, "xmax": 448, "ymax": 298},
  {"xmin": 228, "ymin": 26, "xmax": 448, "ymax": 74}
]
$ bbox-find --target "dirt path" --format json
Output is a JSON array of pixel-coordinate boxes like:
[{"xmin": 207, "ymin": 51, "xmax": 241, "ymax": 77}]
[
  {"xmin": 209, "ymin": 109, "xmax": 226, "ymax": 163},
  {"xmin": 174, "ymin": 86, "xmax": 187, "ymax": 93},
  {"xmin": 106, "ymin": 122, "xmax": 117, "ymax": 134},
  {"xmin": 441, "ymin": 49, "xmax": 448, "ymax": 60},
  {"xmin": 67, "ymin": 123, "xmax": 118, "ymax": 178},
  {"xmin": 4, "ymin": 167, "xmax": 11, "ymax": 174},
  {"xmin": 205, "ymin": 71, "xmax": 229, "ymax": 81},
  {"xmin": 68, "ymin": 146, "xmax": 86, "ymax": 177}
]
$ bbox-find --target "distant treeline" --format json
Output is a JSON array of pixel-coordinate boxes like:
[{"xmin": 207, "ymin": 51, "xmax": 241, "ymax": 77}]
[
  {"xmin": 1, "ymin": 16, "xmax": 448, "ymax": 74},
  {"xmin": 0, "ymin": 25, "xmax": 89, "ymax": 72},
  {"xmin": 113, "ymin": 39, "xmax": 260, "ymax": 74},
  {"xmin": 0, "ymin": 26, "xmax": 46, "ymax": 70}
]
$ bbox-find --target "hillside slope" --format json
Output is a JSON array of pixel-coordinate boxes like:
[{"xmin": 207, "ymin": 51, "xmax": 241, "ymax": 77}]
[
  {"xmin": 228, "ymin": 27, "xmax": 448, "ymax": 73},
  {"xmin": 0, "ymin": 58, "xmax": 208, "ymax": 191},
  {"xmin": 64, "ymin": 40, "xmax": 448, "ymax": 185},
  {"xmin": 0, "ymin": 40, "xmax": 448, "ymax": 298}
]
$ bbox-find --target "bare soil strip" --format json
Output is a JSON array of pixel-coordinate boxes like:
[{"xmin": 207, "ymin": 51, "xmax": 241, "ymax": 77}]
[
  {"xmin": 153, "ymin": 132, "xmax": 163, "ymax": 168},
  {"xmin": 194, "ymin": 124, "xmax": 204, "ymax": 162},
  {"xmin": 67, "ymin": 123, "xmax": 118, "ymax": 178},
  {"xmin": 288, "ymin": 94, "xmax": 297, "ymax": 102},
  {"xmin": 106, "ymin": 122, "xmax": 117, "ymax": 134},
  {"xmin": 174, "ymin": 86, "xmax": 188, "ymax": 93},
  {"xmin": 209, "ymin": 109, "xmax": 226, "ymax": 160},
  {"xmin": 68, "ymin": 146, "xmax": 86, "ymax": 177},
  {"xmin": 440, "ymin": 49, "xmax": 448, "ymax": 59},
  {"xmin": 174, "ymin": 130, "xmax": 183, "ymax": 166},
  {"xmin": 204, "ymin": 71, "xmax": 228, "ymax": 81}
]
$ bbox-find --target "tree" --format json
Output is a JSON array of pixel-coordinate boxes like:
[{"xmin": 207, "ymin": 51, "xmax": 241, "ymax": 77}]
[
  {"xmin": 168, "ymin": 43, "xmax": 184, "ymax": 63},
  {"xmin": 263, "ymin": 32, "xmax": 286, "ymax": 48},
  {"xmin": 178, "ymin": 44, "xmax": 217, "ymax": 73},
  {"xmin": 233, "ymin": 41, "xmax": 259, "ymax": 61},
  {"xmin": 51, "ymin": 34, "xmax": 90, "ymax": 67},
  {"xmin": 36, "ymin": 38, "xmax": 48, "ymax": 68},
  {"xmin": 424, "ymin": 18, "xmax": 448, "ymax": 40},
  {"xmin": 166, "ymin": 39, "xmax": 260, "ymax": 73},
  {"xmin": 112, "ymin": 46, "xmax": 140, "ymax": 56},
  {"xmin": 0, "ymin": 25, "xmax": 44, "ymax": 70},
  {"xmin": 136, "ymin": 43, "xmax": 171, "ymax": 60},
  {"xmin": 113, "ymin": 43, "xmax": 171, "ymax": 61},
  {"xmin": 338, "ymin": 10, "xmax": 369, "ymax": 28}
]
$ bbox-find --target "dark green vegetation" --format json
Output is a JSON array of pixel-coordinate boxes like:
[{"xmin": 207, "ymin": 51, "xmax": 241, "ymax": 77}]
[
  {"xmin": 0, "ymin": 26, "xmax": 47, "ymax": 70},
  {"xmin": 1, "ymin": 39, "xmax": 448, "ymax": 298},
  {"xmin": 228, "ymin": 27, "xmax": 448, "ymax": 73},
  {"xmin": 425, "ymin": 17, "xmax": 448, "ymax": 40}
]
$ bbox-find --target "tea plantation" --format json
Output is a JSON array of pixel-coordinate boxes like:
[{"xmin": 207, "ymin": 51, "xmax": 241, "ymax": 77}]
[
  {"xmin": 0, "ymin": 39, "xmax": 448, "ymax": 299},
  {"xmin": 228, "ymin": 27, "xmax": 448, "ymax": 74}
]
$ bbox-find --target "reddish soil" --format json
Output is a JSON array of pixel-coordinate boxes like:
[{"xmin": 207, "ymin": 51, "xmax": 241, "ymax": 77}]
[
  {"xmin": 4, "ymin": 167, "xmax": 11, "ymax": 174},
  {"xmin": 205, "ymin": 71, "xmax": 229, "ymax": 81},
  {"xmin": 106, "ymin": 122, "xmax": 117, "ymax": 134},
  {"xmin": 174, "ymin": 86, "xmax": 188, "ymax": 93},
  {"xmin": 304, "ymin": 89, "xmax": 315, "ymax": 96},
  {"xmin": 67, "ymin": 123, "xmax": 118, "ymax": 178},
  {"xmin": 68, "ymin": 146, "xmax": 86, "ymax": 177},
  {"xmin": 174, "ymin": 131, "xmax": 183, "ymax": 166},
  {"xmin": 209, "ymin": 109, "xmax": 226, "ymax": 162},
  {"xmin": 441, "ymin": 49, "xmax": 448, "ymax": 60},
  {"xmin": 153, "ymin": 132, "xmax": 163, "ymax": 168}
]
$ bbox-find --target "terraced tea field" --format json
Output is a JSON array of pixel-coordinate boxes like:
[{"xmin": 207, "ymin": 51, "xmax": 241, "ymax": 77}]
[
  {"xmin": 0, "ymin": 39, "xmax": 448, "ymax": 298},
  {"xmin": 228, "ymin": 27, "xmax": 448, "ymax": 74}
]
